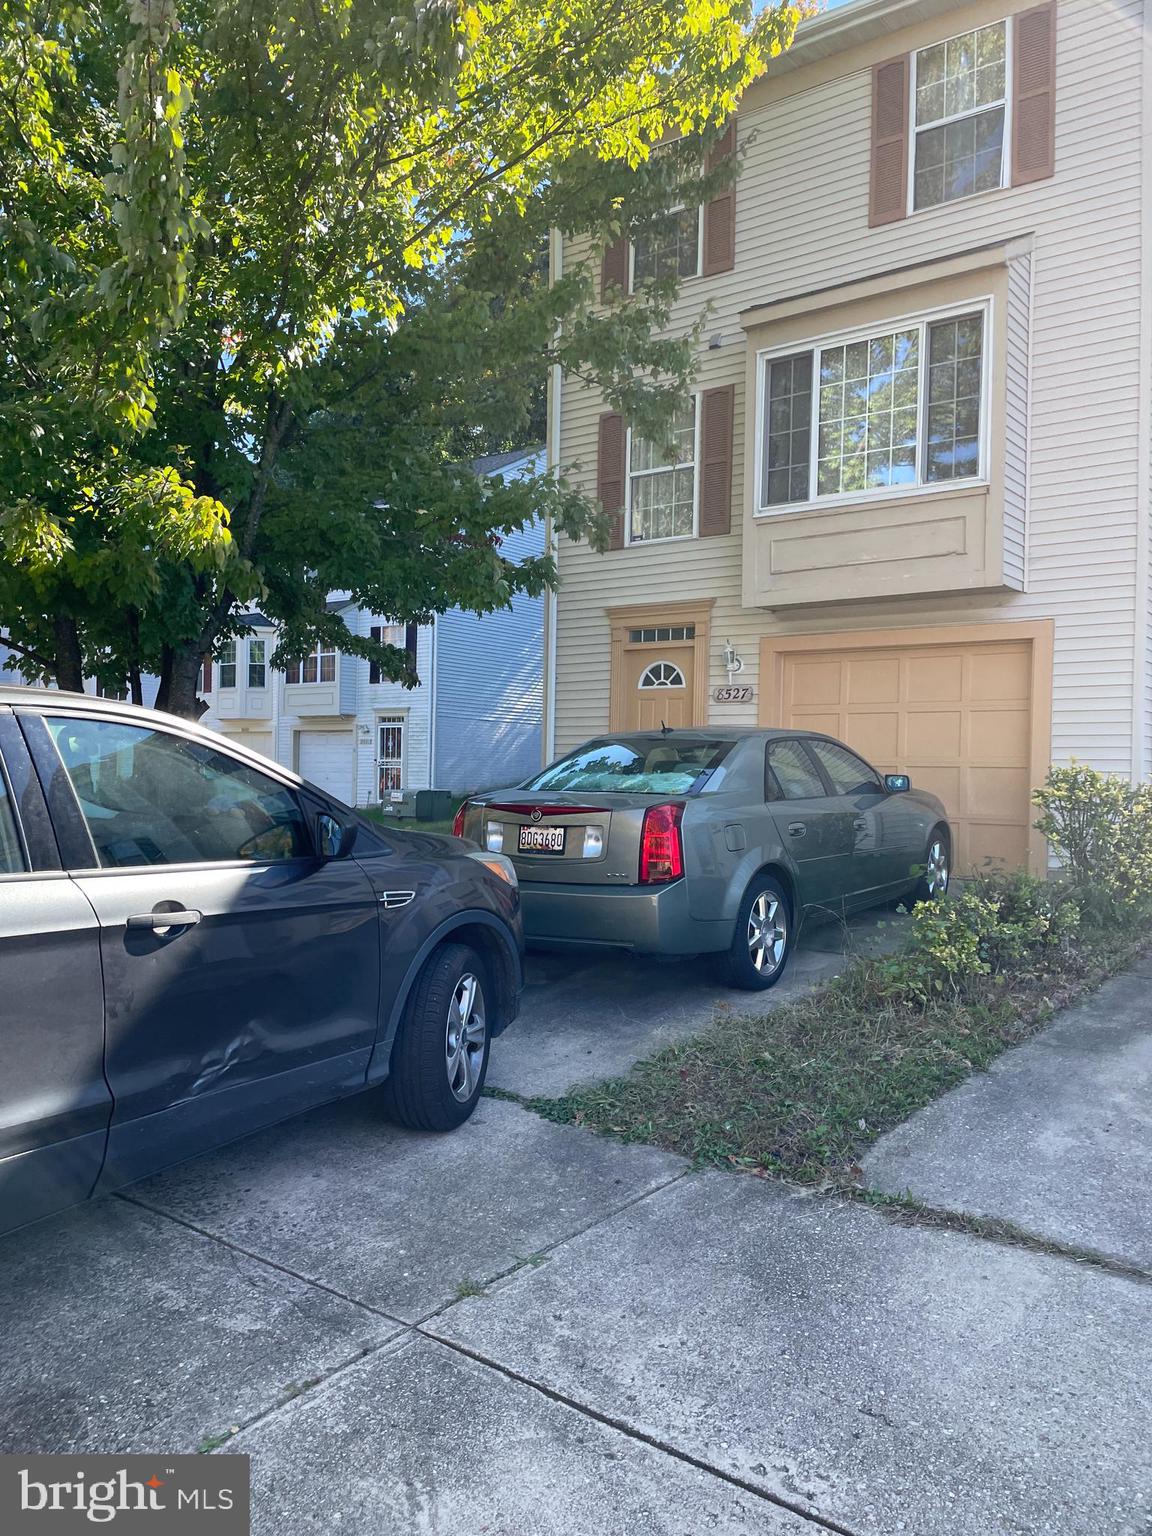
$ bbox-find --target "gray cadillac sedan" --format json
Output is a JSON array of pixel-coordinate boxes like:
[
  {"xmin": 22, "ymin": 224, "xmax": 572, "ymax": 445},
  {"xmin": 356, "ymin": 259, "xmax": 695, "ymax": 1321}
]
[
  {"xmin": 0, "ymin": 688, "xmax": 523, "ymax": 1236},
  {"xmin": 455, "ymin": 728, "xmax": 950, "ymax": 991}
]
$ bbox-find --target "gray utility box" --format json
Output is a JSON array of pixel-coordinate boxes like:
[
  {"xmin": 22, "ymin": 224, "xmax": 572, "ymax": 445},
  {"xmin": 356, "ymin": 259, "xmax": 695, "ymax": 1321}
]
[
  {"xmin": 375, "ymin": 790, "xmax": 418, "ymax": 819},
  {"xmin": 415, "ymin": 789, "xmax": 457, "ymax": 822}
]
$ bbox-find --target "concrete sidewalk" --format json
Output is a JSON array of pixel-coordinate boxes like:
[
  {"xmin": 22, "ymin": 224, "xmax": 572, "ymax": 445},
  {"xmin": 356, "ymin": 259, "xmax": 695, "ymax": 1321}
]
[{"xmin": 1, "ymin": 948, "xmax": 1149, "ymax": 1534}]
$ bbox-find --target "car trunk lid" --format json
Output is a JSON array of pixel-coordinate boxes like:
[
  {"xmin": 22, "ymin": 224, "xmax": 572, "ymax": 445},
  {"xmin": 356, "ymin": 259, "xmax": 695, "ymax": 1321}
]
[{"xmin": 468, "ymin": 791, "xmax": 680, "ymax": 886}]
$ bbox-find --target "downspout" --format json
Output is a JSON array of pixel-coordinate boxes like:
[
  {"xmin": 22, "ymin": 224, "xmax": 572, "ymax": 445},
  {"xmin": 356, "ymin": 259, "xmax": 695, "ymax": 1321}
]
[
  {"xmin": 428, "ymin": 616, "xmax": 438, "ymax": 789},
  {"xmin": 544, "ymin": 223, "xmax": 564, "ymax": 766}
]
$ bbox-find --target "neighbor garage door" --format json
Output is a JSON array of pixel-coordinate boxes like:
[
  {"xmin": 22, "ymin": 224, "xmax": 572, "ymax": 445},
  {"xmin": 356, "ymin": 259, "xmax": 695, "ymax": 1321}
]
[
  {"xmin": 762, "ymin": 627, "xmax": 1050, "ymax": 874},
  {"xmin": 297, "ymin": 730, "xmax": 355, "ymax": 804},
  {"xmin": 222, "ymin": 729, "xmax": 275, "ymax": 762}
]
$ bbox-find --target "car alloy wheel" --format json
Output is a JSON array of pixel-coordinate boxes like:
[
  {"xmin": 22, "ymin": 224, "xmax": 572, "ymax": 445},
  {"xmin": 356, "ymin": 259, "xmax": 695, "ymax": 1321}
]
[
  {"xmin": 747, "ymin": 890, "xmax": 788, "ymax": 976},
  {"xmin": 445, "ymin": 972, "xmax": 487, "ymax": 1103},
  {"xmin": 925, "ymin": 837, "xmax": 949, "ymax": 897}
]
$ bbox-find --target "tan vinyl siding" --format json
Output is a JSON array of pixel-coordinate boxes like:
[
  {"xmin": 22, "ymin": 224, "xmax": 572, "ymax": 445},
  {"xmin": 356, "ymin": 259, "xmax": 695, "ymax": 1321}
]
[
  {"xmin": 553, "ymin": 0, "xmax": 1147, "ymax": 778},
  {"xmin": 1003, "ymin": 249, "xmax": 1032, "ymax": 589}
]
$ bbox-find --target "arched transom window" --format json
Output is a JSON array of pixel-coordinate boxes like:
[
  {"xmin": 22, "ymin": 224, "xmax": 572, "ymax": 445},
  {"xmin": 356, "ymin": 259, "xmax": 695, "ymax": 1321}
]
[{"xmin": 638, "ymin": 661, "xmax": 687, "ymax": 689}]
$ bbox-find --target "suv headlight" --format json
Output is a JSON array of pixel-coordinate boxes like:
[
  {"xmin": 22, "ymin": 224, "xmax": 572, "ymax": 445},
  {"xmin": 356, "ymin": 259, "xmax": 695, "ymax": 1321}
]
[{"xmin": 466, "ymin": 850, "xmax": 518, "ymax": 886}]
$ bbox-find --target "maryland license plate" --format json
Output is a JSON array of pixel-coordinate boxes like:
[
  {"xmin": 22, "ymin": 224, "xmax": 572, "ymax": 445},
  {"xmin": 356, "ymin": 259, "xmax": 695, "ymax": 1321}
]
[{"xmin": 517, "ymin": 824, "xmax": 566, "ymax": 854}]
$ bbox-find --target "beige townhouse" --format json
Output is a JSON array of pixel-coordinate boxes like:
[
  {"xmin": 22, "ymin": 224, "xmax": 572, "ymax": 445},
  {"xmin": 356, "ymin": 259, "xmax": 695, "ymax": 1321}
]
[{"xmin": 544, "ymin": 0, "xmax": 1150, "ymax": 874}]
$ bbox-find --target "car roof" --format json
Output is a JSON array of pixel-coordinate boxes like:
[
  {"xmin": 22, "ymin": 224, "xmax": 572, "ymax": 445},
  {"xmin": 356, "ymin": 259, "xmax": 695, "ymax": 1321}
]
[{"xmin": 578, "ymin": 726, "xmax": 828, "ymax": 743}]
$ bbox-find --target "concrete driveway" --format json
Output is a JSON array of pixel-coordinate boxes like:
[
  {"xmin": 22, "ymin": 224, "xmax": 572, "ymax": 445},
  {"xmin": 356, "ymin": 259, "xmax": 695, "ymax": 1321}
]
[{"xmin": 1, "ymin": 929, "xmax": 1150, "ymax": 1535}]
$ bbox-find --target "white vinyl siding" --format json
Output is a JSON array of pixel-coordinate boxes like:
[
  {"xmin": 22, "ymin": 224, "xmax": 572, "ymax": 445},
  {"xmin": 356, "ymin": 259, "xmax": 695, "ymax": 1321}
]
[{"xmin": 555, "ymin": 0, "xmax": 1147, "ymax": 778}]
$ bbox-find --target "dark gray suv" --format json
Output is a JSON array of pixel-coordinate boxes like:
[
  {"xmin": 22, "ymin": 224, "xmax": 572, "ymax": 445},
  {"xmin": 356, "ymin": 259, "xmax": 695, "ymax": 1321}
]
[{"xmin": 0, "ymin": 688, "xmax": 523, "ymax": 1236}]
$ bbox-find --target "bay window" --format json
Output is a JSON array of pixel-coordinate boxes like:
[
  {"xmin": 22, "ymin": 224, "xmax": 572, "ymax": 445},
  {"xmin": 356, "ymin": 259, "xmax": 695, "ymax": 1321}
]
[
  {"xmin": 759, "ymin": 308, "xmax": 986, "ymax": 511},
  {"xmin": 285, "ymin": 643, "xmax": 336, "ymax": 685},
  {"xmin": 218, "ymin": 639, "xmax": 237, "ymax": 689}
]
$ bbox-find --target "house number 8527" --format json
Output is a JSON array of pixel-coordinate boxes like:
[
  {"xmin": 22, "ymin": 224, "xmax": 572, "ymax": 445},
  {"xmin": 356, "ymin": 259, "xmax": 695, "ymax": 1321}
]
[{"xmin": 712, "ymin": 685, "xmax": 753, "ymax": 703}]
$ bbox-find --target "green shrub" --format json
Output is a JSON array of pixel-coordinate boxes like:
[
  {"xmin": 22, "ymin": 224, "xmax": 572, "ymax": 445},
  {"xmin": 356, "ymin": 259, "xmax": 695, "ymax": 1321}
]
[
  {"xmin": 1033, "ymin": 763, "xmax": 1152, "ymax": 922},
  {"xmin": 873, "ymin": 869, "xmax": 1080, "ymax": 1004}
]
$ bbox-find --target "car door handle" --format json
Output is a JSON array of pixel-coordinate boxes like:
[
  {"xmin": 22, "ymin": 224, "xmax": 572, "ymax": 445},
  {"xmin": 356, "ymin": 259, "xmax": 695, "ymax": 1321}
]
[
  {"xmin": 787, "ymin": 822, "xmax": 807, "ymax": 837},
  {"xmin": 853, "ymin": 819, "xmax": 868, "ymax": 832},
  {"xmin": 126, "ymin": 910, "xmax": 202, "ymax": 931}
]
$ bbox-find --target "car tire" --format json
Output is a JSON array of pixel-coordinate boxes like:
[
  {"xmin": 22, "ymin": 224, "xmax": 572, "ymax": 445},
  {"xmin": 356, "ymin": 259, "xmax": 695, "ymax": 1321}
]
[
  {"xmin": 714, "ymin": 875, "xmax": 793, "ymax": 991},
  {"xmin": 381, "ymin": 942, "xmax": 491, "ymax": 1132},
  {"xmin": 910, "ymin": 827, "xmax": 951, "ymax": 904}
]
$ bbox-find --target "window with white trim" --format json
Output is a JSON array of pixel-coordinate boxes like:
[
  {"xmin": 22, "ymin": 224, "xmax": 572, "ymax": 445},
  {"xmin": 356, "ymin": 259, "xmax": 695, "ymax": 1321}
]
[
  {"xmin": 218, "ymin": 639, "xmax": 237, "ymax": 689},
  {"xmin": 628, "ymin": 402, "xmax": 697, "ymax": 543},
  {"xmin": 632, "ymin": 206, "xmax": 701, "ymax": 286},
  {"xmin": 285, "ymin": 642, "xmax": 337, "ymax": 685},
  {"xmin": 638, "ymin": 661, "xmax": 686, "ymax": 689},
  {"xmin": 912, "ymin": 22, "xmax": 1008, "ymax": 211},
  {"xmin": 760, "ymin": 308, "xmax": 985, "ymax": 510},
  {"xmin": 247, "ymin": 638, "xmax": 266, "ymax": 689}
]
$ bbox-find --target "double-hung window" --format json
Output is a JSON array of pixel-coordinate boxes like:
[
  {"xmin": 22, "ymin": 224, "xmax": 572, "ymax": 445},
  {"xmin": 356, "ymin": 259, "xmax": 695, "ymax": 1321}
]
[
  {"xmin": 218, "ymin": 639, "xmax": 237, "ymax": 689},
  {"xmin": 627, "ymin": 403, "xmax": 697, "ymax": 543},
  {"xmin": 632, "ymin": 206, "xmax": 702, "ymax": 287},
  {"xmin": 285, "ymin": 643, "xmax": 336, "ymax": 685},
  {"xmin": 760, "ymin": 307, "xmax": 986, "ymax": 510},
  {"xmin": 247, "ymin": 638, "xmax": 266, "ymax": 689},
  {"xmin": 912, "ymin": 22, "xmax": 1009, "ymax": 211}
]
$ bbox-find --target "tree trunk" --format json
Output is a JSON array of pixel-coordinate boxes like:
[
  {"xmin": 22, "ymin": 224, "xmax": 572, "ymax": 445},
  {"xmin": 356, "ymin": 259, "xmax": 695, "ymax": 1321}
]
[
  {"xmin": 154, "ymin": 646, "xmax": 206, "ymax": 719},
  {"xmin": 53, "ymin": 617, "xmax": 84, "ymax": 693}
]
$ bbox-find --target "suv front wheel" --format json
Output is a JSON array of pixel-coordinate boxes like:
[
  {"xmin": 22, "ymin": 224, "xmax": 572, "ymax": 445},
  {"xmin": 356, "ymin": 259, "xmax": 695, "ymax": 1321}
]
[{"xmin": 382, "ymin": 942, "xmax": 491, "ymax": 1131}]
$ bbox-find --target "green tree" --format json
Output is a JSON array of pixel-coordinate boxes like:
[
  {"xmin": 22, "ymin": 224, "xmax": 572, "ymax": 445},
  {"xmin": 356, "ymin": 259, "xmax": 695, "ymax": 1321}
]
[{"xmin": 1, "ymin": 0, "xmax": 804, "ymax": 714}]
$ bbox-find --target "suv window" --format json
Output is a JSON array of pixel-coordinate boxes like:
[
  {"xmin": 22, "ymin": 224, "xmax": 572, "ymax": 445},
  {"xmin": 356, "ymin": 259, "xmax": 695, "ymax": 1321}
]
[
  {"xmin": 0, "ymin": 768, "xmax": 25, "ymax": 873},
  {"xmin": 766, "ymin": 739, "xmax": 825, "ymax": 801},
  {"xmin": 808, "ymin": 740, "xmax": 883, "ymax": 796},
  {"xmin": 46, "ymin": 716, "xmax": 310, "ymax": 869}
]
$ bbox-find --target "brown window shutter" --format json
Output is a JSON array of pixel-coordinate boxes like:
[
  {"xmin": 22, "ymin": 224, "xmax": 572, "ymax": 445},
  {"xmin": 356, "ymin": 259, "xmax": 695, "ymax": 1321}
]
[
  {"xmin": 597, "ymin": 411, "xmax": 627, "ymax": 550},
  {"xmin": 600, "ymin": 237, "xmax": 629, "ymax": 300},
  {"xmin": 702, "ymin": 121, "xmax": 736, "ymax": 276},
  {"xmin": 369, "ymin": 624, "xmax": 382, "ymax": 685},
  {"xmin": 200, "ymin": 657, "xmax": 212, "ymax": 692},
  {"xmin": 699, "ymin": 386, "xmax": 735, "ymax": 538},
  {"xmin": 1012, "ymin": 3, "xmax": 1056, "ymax": 186},
  {"xmin": 869, "ymin": 56, "xmax": 909, "ymax": 227},
  {"xmin": 404, "ymin": 624, "xmax": 418, "ymax": 661}
]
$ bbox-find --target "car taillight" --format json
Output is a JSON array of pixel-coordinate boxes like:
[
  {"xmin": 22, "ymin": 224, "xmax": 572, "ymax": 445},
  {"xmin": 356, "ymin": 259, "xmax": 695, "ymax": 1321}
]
[
  {"xmin": 639, "ymin": 803, "xmax": 684, "ymax": 884},
  {"xmin": 452, "ymin": 800, "xmax": 470, "ymax": 839}
]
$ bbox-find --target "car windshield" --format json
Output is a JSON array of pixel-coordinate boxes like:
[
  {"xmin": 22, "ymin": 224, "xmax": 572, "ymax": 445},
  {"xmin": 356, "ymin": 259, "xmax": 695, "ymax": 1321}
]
[{"xmin": 524, "ymin": 737, "xmax": 735, "ymax": 795}]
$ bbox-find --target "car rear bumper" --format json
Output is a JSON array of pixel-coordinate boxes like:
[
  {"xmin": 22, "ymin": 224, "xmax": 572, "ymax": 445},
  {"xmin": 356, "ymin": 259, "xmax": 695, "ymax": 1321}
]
[{"xmin": 520, "ymin": 879, "xmax": 732, "ymax": 956}]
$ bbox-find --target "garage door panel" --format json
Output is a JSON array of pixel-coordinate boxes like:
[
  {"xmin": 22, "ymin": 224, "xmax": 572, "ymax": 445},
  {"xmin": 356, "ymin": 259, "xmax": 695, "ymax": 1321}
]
[
  {"xmin": 970, "ymin": 649, "xmax": 1031, "ymax": 701},
  {"xmin": 845, "ymin": 657, "xmax": 901, "ymax": 704},
  {"xmin": 906, "ymin": 711, "xmax": 963, "ymax": 759},
  {"xmin": 842, "ymin": 713, "xmax": 901, "ymax": 765},
  {"xmin": 774, "ymin": 637, "xmax": 1036, "ymax": 875},
  {"xmin": 790, "ymin": 660, "xmax": 843, "ymax": 707},
  {"xmin": 969, "ymin": 708, "xmax": 1030, "ymax": 761},
  {"xmin": 907, "ymin": 654, "xmax": 965, "ymax": 703}
]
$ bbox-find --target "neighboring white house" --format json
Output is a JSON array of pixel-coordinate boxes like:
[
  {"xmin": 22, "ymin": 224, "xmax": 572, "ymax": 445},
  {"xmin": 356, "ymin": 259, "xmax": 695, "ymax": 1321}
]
[{"xmin": 201, "ymin": 446, "xmax": 547, "ymax": 804}]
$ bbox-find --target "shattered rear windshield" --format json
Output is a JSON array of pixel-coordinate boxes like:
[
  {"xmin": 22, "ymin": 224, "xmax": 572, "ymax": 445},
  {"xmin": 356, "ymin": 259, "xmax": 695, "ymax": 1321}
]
[{"xmin": 524, "ymin": 737, "xmax": 735, "ymax": 795}]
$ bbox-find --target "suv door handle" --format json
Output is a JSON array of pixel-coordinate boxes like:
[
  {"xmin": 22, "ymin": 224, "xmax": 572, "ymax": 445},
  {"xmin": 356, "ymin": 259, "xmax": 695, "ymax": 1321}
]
[
  {"xmin": 853, "ymin": 818, "xmax": 868, "ymax": 832},
  {"xmin": 126, "ymin": 910, "xmax": 202, "ymax": 932},
  {"xmin": 787, "ymin": 822, "xmax": 806, "ymax": 837}
]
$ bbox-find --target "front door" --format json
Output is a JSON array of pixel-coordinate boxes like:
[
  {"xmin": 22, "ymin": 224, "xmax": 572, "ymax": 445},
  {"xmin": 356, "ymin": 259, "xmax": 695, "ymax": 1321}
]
[
  {"xmin": 377, "ymin": 716, "xmax": 406, "ymax": 801},
  {"xmin": 623, "ymin": 646, "xmax": 696, "ymax": 730},
  {"xmin": 26, "ymin": 710, "xmax": 381, "ymax": 1189}
]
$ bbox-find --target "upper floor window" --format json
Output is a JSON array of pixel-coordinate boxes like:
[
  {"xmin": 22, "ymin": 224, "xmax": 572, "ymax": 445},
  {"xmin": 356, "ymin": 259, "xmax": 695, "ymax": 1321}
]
[
  {"xmin": 218, "ymin": 639, "xmax": 237, "ymax": 689},
  {"xmin": 913, "ymin": 22, "xmax": 1008, "ymax": 211},
  {"xmin": 285, "ymin": 643, "xmax": 336, "ymax": 685},
  {"xmin": 247, "ymin": 638, "xmax": 267, "ymax": 689},
  {"xmin": 632, "ymin": 206, "xmax": 701, "ymax": 286},
  {"xmin": 759, "ymin": 306, "xmax": 985, "ymax": 511},
  {"xmin": 628, "ymin": 402, "xmax": 697, "ymax": 544}
]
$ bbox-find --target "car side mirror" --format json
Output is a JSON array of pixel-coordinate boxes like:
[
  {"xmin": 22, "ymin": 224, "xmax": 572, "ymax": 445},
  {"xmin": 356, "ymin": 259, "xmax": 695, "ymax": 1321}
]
[
  {"xmin": 318, "ymin": 813, "xmax": 358, "ymax": 858},
  {"xmin": 885, "ymin": 773, "xmax": 911, "ymax": 794}
]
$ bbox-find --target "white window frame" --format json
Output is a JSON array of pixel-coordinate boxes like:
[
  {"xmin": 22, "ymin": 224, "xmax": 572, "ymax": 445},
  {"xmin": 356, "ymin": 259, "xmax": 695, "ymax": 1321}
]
[
  {"xmin": 218, "ymin": 639, "xmax": 237, "ymax": 690},
  {"xmin": 628, "ymin": 202, "xmax": 705, "ymax": 292},
  {"xmin": 754, "ymin": 296, "xmax": 993, "ymax": 519},
  {"xmin": 625, "ymin": 394, "xmax": 701, "ymax": 547},
  {"xmin": 376, "ymin": 714, "xmax": 407, "ymax": 800},
  {"xmin": 906, "ymin": 20, "xmax": 1013, "ymax": 218},
  {"xmin": 247, "ymin": 637, "xmax": 267, "ymax": 689},
  {"xmin": 286, "ymin": 642, "xmax": 338, "ymax": 685},
  {"xmin": 638, "ymin": 661, "xmax": 688, "ymax": 689}
]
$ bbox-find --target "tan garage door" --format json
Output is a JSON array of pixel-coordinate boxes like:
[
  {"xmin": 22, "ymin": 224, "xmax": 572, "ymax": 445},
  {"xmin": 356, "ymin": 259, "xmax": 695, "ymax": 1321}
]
[{"xmin": 764, "ymin": 629, "xmax": 1049, "ymax": 874}]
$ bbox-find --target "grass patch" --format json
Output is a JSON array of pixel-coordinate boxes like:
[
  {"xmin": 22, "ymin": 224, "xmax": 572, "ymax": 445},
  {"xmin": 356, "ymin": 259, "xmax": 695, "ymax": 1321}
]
[{"xmin": 529, "ymin": 921, "xmax": 1145, "ymax": 1186}]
